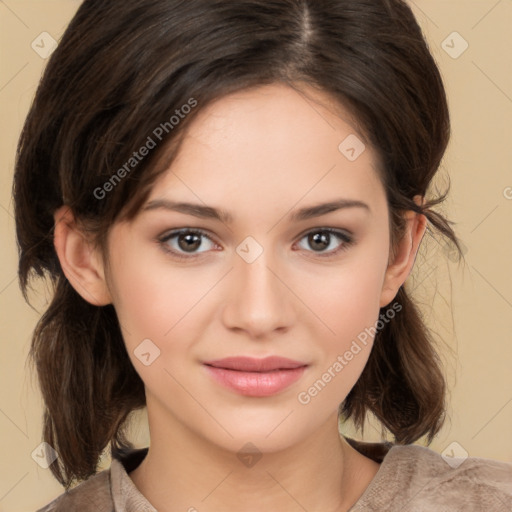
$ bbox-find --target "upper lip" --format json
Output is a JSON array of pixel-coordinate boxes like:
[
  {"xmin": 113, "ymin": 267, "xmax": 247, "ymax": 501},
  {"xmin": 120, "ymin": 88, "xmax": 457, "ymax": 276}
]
[{"xmin": 203, "ymin": 356, "xmax": 308, "ymax": 372}]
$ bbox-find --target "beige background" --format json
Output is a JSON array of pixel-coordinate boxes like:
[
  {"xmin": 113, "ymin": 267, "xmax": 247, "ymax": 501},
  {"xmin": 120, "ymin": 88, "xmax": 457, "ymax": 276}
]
[{"xmin": 1, "ymin": 1, "xmax": 511, "ymax": 510}]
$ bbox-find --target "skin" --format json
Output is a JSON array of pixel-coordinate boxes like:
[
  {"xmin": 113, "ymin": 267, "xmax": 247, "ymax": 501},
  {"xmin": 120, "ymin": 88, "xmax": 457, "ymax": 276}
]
[{"xmin": 53, "ymin": 82, "xmax": 427, "ymax": 512}]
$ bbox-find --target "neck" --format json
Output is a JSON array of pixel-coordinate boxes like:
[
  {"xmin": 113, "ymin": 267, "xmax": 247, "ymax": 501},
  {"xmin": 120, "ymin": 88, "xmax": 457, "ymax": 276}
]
[{"xmin": 129, "ymin": 399, "xmax": 379, "ymax": 512}]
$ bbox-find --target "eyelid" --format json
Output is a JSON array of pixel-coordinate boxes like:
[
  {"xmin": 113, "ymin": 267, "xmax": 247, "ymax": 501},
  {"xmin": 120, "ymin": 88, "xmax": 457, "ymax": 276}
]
[{"xmin": 295, "ymin": 225, "xmax": 353, "ymax": 241}]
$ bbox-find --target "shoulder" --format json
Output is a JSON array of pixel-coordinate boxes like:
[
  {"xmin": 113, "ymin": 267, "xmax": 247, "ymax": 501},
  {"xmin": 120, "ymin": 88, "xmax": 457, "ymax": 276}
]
[
  {"xmin": 353, "ymin": 443, "xmax": 512, "ymax": 511},
  {"xmin": 387, "ymin": 444, "xmax": 512, "ymax": 509},
  {"xmin": 35, "ymin": 468, "xmax": 113, "ymax": 512}
]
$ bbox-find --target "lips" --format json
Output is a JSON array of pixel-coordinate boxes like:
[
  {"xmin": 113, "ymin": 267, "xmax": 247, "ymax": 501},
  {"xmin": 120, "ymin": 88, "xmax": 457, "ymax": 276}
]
[
  {"xmin": 202, "ymin": 356, "xmax": 308, "ymax": 397},
  {"xmin": 203, "ymin": 356, "xmax": 307, "ymax": 372}
]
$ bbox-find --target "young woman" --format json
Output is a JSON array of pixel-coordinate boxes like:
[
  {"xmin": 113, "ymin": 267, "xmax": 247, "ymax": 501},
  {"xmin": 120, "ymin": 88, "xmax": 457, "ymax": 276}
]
[{"xmin": 13, "ymin": 0, "xmax": 512, "ymax": 510}]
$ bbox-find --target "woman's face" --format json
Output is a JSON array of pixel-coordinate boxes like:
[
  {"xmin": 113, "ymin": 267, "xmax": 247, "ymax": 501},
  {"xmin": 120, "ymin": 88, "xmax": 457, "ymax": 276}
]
[{"xmin": 103, "ymin": 83, "xmax": 402, "ymax": 452}]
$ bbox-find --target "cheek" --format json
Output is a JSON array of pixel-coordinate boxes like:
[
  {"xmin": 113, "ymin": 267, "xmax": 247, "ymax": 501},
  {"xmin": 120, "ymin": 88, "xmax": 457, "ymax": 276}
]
[
  {"xmin": 294, "ymin": 243, "xmax": 388, "ymax": 403},
  {"xmin": 108, "ymin": 261, "xmax": 210, "ymax": 394},
  {"xmin": 300, "ymin": 252, "xmax": 387, "ymax": 344},
  {"xmin": 336, "ymin": 270, "xmax": 383, "ymax": 340},
  {"xmin": 108, "ymin": 242, "xmax": 216, "ymax": 350},
  {"xmin": 294, "ymin": 267, "xmax": 384, "ymax": 411}
]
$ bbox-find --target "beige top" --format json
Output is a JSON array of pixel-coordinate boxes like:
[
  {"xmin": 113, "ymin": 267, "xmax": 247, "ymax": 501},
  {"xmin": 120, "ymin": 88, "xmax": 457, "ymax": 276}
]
[{"xmin": 36, "ymin": 437, "xmax": 512, "ymax": 511}]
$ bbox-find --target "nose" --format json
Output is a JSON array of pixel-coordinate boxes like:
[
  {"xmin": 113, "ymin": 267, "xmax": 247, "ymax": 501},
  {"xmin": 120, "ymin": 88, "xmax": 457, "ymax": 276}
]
[{"xmin": 221, "ymin": 248, "xmax": 295, "ymax": 339}]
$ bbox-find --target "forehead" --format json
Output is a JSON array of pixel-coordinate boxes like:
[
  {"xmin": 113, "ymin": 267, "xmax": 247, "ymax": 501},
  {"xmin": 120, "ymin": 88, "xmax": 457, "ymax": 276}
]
[
  {"xmin": 180, "ymin": 82, "xmax": 366, "ymax": 159},
  {"xmin": 146, "ymin": 83, "xmax": 385, "ymax": 222}
]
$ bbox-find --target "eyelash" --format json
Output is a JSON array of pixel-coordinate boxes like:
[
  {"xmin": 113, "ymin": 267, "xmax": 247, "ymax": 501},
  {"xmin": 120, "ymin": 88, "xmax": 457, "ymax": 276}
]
[{"xmin": 157, "ymin": 227, "xmax": 355, "ymax": 261}]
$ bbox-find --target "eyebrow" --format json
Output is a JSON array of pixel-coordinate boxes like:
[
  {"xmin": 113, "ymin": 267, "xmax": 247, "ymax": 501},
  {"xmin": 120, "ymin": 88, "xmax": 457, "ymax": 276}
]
[{"xmin": 142, "ymin": 198, "xmax": 370, "ymax": 224}]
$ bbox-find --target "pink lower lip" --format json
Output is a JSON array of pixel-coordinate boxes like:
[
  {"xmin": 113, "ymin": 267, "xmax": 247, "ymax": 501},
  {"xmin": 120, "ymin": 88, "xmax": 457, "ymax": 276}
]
[{"xmin": 203, "ymin": 365, "xmax": 307, "ymax": 397}]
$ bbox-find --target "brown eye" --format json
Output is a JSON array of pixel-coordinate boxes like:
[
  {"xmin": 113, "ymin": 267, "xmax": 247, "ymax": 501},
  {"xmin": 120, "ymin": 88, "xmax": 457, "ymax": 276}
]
[
  {"xmin": 297, "ymin": 229, "xmax": 354, "ymax": 257},
  {"xmin": 159, "ymin": 229, "xmax": 217, "ymax": 259}
]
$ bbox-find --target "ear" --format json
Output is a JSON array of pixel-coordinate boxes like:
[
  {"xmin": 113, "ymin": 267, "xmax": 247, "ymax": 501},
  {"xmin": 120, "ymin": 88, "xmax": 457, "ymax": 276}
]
[
  {"xmin": 53, "ymin": 205, "xmax": 112, "ymax": 306},
  {"xmin": 379, "ymin": 195, "xmax": 427, "ymax": 308}
]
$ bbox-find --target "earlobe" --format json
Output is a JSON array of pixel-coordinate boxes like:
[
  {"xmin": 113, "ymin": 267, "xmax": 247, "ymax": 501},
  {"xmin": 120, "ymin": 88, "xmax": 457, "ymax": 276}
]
[
  {"xmin": 379, "ymin": 196, "xmax": 427, "ymax": 308},
  {"xmin": 53, "ymin": 205, "xmax": 112, "ymax": 306}
]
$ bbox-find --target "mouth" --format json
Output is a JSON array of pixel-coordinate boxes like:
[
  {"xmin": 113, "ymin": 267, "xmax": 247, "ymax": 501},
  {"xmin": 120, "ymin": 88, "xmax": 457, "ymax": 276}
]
[{"xmin": 202, "ymin": 356, "xmax": 308, "ymax": 397}]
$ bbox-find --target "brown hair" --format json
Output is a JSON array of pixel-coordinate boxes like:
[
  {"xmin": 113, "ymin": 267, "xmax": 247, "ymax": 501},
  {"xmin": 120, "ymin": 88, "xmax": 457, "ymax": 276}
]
[{"xmin": 13, "ymin": 0, "xmax": 465, "ymax": 489}]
